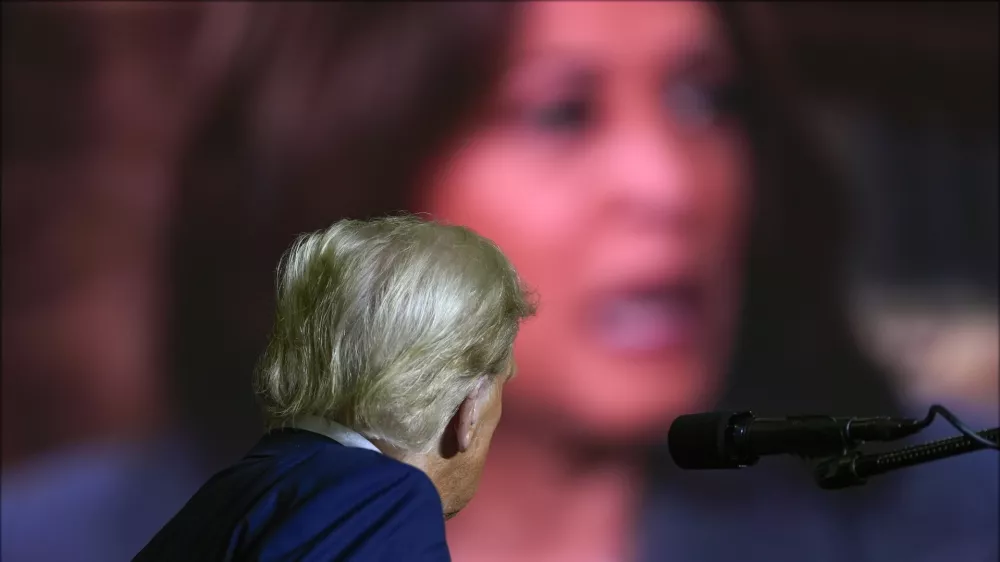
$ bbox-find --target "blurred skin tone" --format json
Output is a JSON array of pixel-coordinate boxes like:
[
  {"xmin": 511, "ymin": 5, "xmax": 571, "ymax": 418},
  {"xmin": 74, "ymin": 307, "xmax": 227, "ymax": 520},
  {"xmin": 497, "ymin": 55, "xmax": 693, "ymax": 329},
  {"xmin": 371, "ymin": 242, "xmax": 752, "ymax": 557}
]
[{"xmin": 419, "ymin": 2, "xmax": 750, "ymax": 560}]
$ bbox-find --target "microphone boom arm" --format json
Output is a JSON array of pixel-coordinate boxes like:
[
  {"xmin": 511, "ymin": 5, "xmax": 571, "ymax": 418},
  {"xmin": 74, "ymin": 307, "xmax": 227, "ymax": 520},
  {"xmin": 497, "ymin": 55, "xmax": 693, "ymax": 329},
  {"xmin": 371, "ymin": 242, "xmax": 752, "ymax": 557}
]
[{"xmin": 814, "ymin": 427, "xmax": 1000, "ymax": 490}]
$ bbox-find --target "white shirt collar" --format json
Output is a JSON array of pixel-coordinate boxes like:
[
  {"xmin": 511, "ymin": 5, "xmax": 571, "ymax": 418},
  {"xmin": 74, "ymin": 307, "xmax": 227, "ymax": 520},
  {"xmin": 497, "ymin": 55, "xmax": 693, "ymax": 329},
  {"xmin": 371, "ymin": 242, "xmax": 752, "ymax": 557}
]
[{"xmin": 289, "ymin": 416, "xmax": 382, "ymax": 454}]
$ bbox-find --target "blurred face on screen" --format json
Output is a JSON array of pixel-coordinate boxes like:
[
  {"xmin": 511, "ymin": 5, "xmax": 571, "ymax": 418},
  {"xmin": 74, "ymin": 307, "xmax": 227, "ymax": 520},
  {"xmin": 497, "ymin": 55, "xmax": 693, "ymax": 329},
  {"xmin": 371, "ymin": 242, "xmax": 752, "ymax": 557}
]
[{"xmin": 422, "ymin": 1, "xmax": 750, "ymax": 441}]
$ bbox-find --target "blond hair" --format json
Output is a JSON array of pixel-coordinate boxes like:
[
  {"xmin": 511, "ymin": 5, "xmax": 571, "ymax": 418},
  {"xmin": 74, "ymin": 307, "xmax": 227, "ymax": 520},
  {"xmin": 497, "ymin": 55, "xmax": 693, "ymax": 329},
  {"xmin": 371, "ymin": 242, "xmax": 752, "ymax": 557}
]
[{"xmin": 255, "ymin": 215, "xmax": 535, "ymax": 452}]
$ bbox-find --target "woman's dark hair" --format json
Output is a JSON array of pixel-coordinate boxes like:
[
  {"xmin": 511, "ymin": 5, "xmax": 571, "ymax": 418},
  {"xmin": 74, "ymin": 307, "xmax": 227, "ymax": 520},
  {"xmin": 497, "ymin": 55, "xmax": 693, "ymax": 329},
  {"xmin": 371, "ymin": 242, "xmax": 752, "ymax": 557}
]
[{"xmin": 170, "ymin": 2, "xmax": 899, "ymax": 467}]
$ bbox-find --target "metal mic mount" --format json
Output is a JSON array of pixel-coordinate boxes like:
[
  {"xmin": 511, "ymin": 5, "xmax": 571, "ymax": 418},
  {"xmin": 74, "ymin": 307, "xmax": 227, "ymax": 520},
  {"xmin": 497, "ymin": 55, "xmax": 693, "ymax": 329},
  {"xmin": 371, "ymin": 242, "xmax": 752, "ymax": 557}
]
[{"xmin": 814, "ymin": 426, "xmax": 1000, "ymax": 490}]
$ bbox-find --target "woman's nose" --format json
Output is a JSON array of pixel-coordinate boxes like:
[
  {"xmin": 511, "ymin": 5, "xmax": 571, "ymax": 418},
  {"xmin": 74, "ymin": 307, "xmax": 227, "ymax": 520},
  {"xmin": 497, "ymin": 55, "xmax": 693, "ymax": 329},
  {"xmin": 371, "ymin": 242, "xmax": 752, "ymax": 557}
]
[{"xmin": 595, "ymin": 122, "xmax": 699, "ymax": 236}]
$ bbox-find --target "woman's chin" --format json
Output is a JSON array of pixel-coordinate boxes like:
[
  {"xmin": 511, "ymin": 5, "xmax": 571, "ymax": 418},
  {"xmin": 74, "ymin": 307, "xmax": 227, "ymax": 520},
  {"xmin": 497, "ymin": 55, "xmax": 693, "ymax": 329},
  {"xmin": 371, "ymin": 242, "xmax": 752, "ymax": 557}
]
[
  {"xmin": 572, "ymin": 402, "xmax": 696, "ymax": 444},
  {"xmin": 503, "ymin": 390, "xmax": 713, "ymax": 446},
  {"xmin": 562, "ymin": 372, "xmax": 721, "ymax": 443}
]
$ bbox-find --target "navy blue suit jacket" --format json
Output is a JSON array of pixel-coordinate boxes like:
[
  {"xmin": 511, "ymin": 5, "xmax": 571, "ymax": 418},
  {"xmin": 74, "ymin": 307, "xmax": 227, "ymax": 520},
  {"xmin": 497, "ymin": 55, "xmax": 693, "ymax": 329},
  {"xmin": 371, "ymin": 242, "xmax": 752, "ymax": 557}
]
[{"xmin": 133, "ymin": 429, "xmax": 451, "ymax": 562}]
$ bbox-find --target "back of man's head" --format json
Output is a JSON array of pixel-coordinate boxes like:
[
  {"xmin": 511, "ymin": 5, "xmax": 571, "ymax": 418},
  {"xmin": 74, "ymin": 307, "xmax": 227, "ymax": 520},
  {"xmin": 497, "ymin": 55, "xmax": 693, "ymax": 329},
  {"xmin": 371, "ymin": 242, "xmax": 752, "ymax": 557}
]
[{"xmin": 255, "ymin": 215, "xmax": 535, "ymax": 454}]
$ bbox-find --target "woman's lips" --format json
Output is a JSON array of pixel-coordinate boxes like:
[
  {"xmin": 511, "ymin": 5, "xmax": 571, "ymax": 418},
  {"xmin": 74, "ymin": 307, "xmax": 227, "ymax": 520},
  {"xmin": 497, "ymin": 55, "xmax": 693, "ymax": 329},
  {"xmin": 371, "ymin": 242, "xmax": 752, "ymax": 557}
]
[{"xmin": 585, "ymin": 283, "xmax": 704, "ymax": 355}]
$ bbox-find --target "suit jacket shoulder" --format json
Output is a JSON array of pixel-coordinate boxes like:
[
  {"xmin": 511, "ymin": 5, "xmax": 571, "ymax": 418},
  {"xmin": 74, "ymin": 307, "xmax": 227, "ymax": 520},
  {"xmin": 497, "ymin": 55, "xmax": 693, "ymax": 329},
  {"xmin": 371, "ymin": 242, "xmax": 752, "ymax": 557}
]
[{"xmin": 134, "ymin": 429, "xmax": 450, "ymax": 562}]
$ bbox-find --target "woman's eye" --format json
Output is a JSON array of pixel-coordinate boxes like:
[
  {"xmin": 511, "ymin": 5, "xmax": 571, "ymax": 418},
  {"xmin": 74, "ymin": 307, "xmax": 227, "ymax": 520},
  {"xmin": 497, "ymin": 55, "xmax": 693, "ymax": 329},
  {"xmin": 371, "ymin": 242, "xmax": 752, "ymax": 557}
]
[
  {"xmin": 663, "ymin": 81, "xmax": 745, "ymax": 129},
  {"xmin": 527, "ymin": 98, "xmax": 592, "ymax": 134}
]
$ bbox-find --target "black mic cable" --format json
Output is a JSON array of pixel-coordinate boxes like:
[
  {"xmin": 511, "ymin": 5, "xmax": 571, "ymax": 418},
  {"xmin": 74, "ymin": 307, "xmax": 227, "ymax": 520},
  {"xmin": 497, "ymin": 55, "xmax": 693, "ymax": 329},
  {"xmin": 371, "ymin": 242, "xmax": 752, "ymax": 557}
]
[{"xmin": 814, "ymin": 405, "xmax": 999, "ymax": 489}]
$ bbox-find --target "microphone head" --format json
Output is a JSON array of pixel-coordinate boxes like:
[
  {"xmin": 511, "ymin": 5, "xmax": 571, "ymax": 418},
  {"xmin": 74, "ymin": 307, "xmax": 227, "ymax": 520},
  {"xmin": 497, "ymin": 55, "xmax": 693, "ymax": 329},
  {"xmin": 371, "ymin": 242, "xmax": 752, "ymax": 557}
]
[{"xmin": 668, "ymin": 411, "xmax": 754, "ymax": 469}]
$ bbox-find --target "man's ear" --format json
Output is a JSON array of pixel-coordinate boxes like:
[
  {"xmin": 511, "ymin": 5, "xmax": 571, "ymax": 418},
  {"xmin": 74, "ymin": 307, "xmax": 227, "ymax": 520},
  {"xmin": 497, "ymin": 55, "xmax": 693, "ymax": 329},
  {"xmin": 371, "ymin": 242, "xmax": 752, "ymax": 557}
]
[{"xmin": 453, "ymin": 381, "xmax": 488, "ymax": 453}]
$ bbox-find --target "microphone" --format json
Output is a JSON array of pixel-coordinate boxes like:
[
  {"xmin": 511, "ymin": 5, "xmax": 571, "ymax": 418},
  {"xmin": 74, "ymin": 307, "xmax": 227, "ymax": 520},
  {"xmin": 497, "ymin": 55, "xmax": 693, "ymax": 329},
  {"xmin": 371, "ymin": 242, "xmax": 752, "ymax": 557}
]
[{"xmin": 668, "ymin": 411, "xmax": 922, "ymax": 469}]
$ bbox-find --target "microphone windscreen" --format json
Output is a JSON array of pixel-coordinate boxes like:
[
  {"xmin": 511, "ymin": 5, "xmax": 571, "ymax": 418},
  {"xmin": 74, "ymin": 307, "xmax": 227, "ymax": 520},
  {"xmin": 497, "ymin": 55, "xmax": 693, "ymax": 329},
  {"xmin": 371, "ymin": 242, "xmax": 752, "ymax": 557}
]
[{"xmin": 668, "ymin": 412, "xmax": 743, "ymax": 469}]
